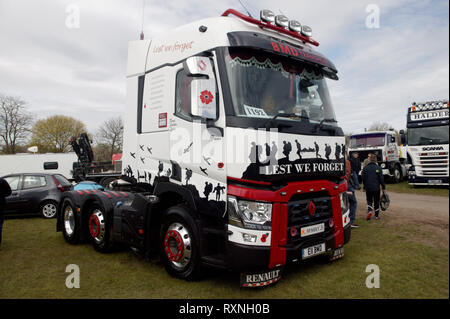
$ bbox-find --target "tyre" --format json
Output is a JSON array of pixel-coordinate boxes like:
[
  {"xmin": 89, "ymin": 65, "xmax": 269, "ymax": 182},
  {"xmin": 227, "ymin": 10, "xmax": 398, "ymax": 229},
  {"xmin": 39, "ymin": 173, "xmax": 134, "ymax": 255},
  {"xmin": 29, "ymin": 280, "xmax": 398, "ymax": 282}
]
[
  {"xmin": 392, "ymin": 166, "xmax": 402, "ymax": 183},
  {"xmin": 40, "ymin": 200, "xmax": 58, "ymax": 219},
  {"xmin": 62, "ymin": 198, "xmax": 80, "ymax": 244},
  {"xmin": 160, "ymin": 205, "xmax": 201, "ymax": 280},
  {"xmin": 87, "ymin": 202, "xmax": 113, "ymax": 253}
]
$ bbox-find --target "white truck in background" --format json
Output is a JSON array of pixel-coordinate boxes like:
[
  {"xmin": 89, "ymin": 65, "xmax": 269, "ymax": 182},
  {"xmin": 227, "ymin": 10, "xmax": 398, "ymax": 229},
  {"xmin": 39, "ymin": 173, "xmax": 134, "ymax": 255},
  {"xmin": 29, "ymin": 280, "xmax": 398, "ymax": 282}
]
[
  {"xmin": 401, "ymin": 100, "xmax": 449, "ymax": 186},
  {"xmin": 0, "ymin": 152, "xmax": 77, "ymax": 180},
  {"xmin": 348, "ymin": 130, "xmax": 407, "ymax": 183}
]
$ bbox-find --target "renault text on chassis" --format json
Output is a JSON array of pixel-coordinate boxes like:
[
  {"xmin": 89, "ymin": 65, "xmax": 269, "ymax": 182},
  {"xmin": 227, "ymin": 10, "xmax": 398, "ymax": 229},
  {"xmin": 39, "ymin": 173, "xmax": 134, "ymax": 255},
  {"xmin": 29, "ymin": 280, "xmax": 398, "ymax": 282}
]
[
  {"xmin": 348, "ymin": 131, "xmax": 407, "ymax": 183},
  {"xmin": 404, "ymin": 100, "xmax": 449, "ymax": 186},
  {"xmin": 56, "ymin": 9, "xmax": 351, "ymax": 287}
]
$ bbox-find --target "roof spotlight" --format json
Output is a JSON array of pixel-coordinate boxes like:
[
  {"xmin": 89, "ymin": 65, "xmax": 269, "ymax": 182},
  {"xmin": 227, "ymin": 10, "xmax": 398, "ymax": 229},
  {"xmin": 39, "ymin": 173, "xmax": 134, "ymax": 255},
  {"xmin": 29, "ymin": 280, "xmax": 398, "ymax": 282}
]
[
  {"xmin": 288, "ymin": 20, "xmax": 302, "ymax": 32},
  {"xmin": 275, "ymin": 15, "xmax": 289, "ymax": 28},
  {"xmin": 301, "ymin": 25, "xmax": 312, "ymax": 37},
  {"xmin": 260, "ymin": 9, "xmax": 275, "ymax": 23}
]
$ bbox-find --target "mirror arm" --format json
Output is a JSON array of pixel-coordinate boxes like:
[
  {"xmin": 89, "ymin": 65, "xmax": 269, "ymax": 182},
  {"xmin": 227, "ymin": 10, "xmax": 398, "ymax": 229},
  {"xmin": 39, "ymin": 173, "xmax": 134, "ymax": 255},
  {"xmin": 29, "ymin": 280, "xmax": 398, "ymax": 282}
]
[{"xmin": 206, "ymin": 119, "xmax": 224, "ymax": 137}]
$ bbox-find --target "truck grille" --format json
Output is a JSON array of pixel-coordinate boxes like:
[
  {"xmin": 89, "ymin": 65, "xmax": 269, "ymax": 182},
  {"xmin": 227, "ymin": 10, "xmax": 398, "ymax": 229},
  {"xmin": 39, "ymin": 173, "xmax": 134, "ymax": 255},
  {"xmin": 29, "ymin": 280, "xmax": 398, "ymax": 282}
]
[
  {"xmin": 416, "ymin": 151, "xmax": 449, "ymax": 176},
  {"xmin": 286, "ymin": 192, "xmax": 333, "ymax": 245}
]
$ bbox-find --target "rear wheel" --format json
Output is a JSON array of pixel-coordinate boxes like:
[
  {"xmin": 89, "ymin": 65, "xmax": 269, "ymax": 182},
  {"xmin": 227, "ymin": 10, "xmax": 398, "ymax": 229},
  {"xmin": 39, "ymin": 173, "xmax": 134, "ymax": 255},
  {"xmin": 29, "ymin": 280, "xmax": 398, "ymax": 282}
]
[
  {"xmin": 87, "ymin": 202, "xmax": 113, "ymax": 253},
  {"xmin": 160, "ymin": 205, "xmax": 201, "ymax": 280},
  {"xmin": 62, "ymin": 198, "xmax": 80, "ymax": 244},
  {"xmin": 40, "ymin": 200, "xmax": 58, "ymax": 219}
]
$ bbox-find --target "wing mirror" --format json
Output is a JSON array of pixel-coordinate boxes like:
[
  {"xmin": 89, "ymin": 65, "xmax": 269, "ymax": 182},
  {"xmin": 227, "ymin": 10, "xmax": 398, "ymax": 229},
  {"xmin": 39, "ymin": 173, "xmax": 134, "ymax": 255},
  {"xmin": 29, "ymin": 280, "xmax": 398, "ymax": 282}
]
[{"xmin": 183, "ymin": 56, "xmax": 217, "ymax": 120}]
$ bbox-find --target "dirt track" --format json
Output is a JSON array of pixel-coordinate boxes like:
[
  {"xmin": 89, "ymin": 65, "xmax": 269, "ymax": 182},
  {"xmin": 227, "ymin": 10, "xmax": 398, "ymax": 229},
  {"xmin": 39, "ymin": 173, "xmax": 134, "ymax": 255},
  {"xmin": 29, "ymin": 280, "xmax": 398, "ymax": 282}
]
[{"xmin": 355, "ymin": 190, "xmax": 449, "ymax": 248}]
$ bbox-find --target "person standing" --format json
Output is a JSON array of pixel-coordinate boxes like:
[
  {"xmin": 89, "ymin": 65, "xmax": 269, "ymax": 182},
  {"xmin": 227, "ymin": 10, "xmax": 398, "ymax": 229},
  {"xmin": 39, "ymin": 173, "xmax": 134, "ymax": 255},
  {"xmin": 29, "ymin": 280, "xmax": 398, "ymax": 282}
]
[
  {"xmin": 0, "ymin": 177, "xmax": 12, "ymax": 247},
  {"xmin": 345, "ymin": 156, "xmax": 359, "ymax": 228},
  {"xmin": 349, "ymin": 152, "xmax": 361, "ymax": 190},
  {"xmin": 362, "ymin": 153, "xmax": 386, "ymax": 220}
]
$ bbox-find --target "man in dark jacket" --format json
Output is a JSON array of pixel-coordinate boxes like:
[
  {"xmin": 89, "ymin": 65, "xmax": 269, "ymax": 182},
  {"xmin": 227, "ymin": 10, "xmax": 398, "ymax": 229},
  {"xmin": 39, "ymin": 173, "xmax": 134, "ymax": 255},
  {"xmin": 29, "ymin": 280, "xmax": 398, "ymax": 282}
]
[
  {"xmin": 0, "ymin": 177, "xmax": 12, "ymax": 247},
  {"xmin": 349, "ymin": 152, "xmax": 361, "ymax": 189},
  {"xmin": 362, "ymin": 153, "xmax": 386, "ymax": 220}
]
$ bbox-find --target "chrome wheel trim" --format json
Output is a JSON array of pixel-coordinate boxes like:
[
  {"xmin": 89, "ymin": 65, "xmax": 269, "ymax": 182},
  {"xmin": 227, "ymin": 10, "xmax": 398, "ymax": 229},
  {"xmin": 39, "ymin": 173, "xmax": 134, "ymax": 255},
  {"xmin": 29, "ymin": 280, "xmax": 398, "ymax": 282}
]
[
  {"xmin": 394, "ymin": 168, "xmax": 401, "ymax": 181},
  {"xmin": 63, "ymin": 205, "xmax": 75, "ymax": 236},
  {"xmin": 89, "ymin": 209, "xmax": 106, "ymax": 244},
  {"xmin": 42, "ymin": 203, "xmax": 57, "ymax": 218},
  {"xmin": 164, "ymin": 222, "xmax": 192, "ymax": 269}
]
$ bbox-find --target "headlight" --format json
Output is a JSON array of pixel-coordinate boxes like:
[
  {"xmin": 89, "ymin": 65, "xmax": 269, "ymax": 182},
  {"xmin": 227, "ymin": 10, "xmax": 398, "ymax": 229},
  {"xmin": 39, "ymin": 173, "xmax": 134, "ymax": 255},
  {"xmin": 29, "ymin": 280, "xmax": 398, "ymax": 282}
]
[
  {"xmin": 380, "ymin": 163, "xmax": 386, "ymax": 169},
  {"xmin": 227, "ymin": 196, "xmax": 272, "ymax": 230},
  {"xmin": 340, "ymin": 192, "xmax": 349, "ymax": 213}
]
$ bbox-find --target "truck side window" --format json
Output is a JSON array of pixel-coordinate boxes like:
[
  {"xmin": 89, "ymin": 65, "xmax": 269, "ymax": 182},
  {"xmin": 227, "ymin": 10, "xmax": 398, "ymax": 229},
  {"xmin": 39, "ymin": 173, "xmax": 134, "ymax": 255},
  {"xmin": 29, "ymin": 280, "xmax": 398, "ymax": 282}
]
[{"xmin": 175, "ymin": 69, "xmax": 194, "ymax": 121}]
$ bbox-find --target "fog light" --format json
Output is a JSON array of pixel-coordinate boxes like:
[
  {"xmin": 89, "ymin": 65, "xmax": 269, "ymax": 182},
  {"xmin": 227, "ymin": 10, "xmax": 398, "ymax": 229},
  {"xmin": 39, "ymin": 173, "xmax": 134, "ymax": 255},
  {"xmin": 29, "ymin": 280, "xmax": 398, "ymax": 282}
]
[
  {"xmin": 275, "ymin": 15, "xmax": 289, "ymax": 28},
  {"xmin": 288, "ymin": 20, "xmax": 302, "ymax": 32},
  {"xmin": 260, "ymin": 9, "xmax": 275, "ymax": 23},
  {"xmin": 329, "ymin": 218, "xmax": 335, "ymax": 228},
  {"xmin": 242, "ymin": 233, "xmax": 257, "ymax": 243},
  {"xmin": 301, "ymin": 25, "xmax": 312, "ymax": 37},
  {"xmin": 380, "ymin": 163, "xmax": 386, "ymax": 168}
]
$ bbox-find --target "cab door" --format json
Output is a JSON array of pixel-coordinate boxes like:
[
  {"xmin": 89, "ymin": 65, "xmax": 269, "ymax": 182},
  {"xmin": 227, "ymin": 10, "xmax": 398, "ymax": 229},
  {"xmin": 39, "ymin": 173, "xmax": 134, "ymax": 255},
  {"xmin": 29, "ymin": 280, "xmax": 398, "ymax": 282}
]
[{"xmin": 169, "ymin": 55, "xmax": 227, "ymax": 216}]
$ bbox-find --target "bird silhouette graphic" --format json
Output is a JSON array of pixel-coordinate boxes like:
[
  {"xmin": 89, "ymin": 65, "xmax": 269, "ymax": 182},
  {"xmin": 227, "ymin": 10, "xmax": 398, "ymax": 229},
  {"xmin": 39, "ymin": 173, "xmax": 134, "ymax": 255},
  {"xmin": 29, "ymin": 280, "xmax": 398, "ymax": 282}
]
[
  {"xmin": 203, "ymin": 156, "xmax": 211, "ymax": 166},
  {"xmin": 184, "ymin": 142, "xmax": 193, "ymax": 154},
  {"xmin": 139, "ymin": 145, "xmax": 144, "ymax": 151},
  {"xmin": 147, "ymin": 146, "xmax": 152, "ymax": 154},
  {"xmin": 130, "ymin": 152, "xmax": 136, "ymax": 158},
  {"xmin": 200, "ymin": 167, "xmax": 208, "ymax": 175}
]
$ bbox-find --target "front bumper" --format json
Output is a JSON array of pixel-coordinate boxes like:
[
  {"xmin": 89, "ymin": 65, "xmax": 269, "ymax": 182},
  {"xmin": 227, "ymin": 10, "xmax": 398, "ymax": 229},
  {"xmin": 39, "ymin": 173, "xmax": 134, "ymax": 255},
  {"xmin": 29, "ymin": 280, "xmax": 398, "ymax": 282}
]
[
  {"xmin": 226, "ymin": 179, "xmax": 350, "ymax": 272},
  {"xmin": 408, "ymin": 175, "xmax": 449, "ymax": 185}
]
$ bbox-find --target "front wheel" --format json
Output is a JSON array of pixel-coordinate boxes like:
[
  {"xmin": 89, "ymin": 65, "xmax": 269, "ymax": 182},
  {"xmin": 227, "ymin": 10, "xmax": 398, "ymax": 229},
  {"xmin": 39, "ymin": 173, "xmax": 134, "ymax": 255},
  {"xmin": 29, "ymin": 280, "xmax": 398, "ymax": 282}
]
[
  {"xmin": 391, "ymin": 166, "xmax": 402, "ymax": 183},
  {"xmin": 160, "ymin": 205, "xmax": 201, "ymax": 280}
]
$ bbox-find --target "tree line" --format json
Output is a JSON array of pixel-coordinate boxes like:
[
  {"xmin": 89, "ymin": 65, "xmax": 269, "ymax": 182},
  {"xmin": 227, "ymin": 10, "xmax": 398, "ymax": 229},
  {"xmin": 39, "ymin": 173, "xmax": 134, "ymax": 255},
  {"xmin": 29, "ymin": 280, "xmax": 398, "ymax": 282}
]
[{"xmin": 0, "ymin": 94, "xmax": 123, "ymax": 162}]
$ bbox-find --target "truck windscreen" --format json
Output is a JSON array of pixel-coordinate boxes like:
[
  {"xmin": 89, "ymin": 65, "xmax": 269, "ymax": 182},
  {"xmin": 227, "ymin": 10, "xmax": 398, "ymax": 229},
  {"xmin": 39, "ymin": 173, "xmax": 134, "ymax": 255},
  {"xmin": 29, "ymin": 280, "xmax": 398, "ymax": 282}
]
[
  {"xmin": 350, "ymin": 134, "xmax": 386, "ymax": 148},
  {"xmin": 408, "ymin": 126, "xmax": 449, "ymax": 146},
  {"xmin": 224, "ymin": 48, "xmax": 337, "ymax": 126}
]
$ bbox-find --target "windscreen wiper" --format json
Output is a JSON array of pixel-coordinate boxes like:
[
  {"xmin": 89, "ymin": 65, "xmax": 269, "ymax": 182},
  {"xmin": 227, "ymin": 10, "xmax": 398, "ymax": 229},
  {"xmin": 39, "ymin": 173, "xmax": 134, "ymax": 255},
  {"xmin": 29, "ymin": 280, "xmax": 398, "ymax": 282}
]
[
  {"xmin": 314, "ymin": 118, "xmax": 337, "ymax": 133},
  {"xmin": 264, "ymin": 112, "xmax": 309, "ymax": 129}
]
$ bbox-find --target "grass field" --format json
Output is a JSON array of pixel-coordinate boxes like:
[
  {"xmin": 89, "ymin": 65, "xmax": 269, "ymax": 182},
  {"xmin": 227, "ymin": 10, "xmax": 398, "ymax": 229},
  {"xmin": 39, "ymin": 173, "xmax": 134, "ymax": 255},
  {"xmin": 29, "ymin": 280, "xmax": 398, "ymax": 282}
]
[
  {"xmin": 0, "ymin": 205, "xmax": 448, "ymax": 299},
  {"xmin": 386, "ymin": 181, "xmax": 449, "ymax": 197}
]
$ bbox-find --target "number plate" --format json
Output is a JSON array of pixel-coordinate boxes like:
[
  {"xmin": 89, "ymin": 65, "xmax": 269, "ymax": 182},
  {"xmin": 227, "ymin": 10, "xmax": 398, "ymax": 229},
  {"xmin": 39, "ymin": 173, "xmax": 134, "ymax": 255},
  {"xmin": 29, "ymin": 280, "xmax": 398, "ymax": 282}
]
[
  {"xmin": 301, "ymin": 223, "xmax": 325, "ymax": 237},
  {"xmin": 302, "ymin": 243, "xmax": 326, "ymax": 259},
  {"xmin": 429, "ymin": 179, "xmax": 442, "ymax": 185}
]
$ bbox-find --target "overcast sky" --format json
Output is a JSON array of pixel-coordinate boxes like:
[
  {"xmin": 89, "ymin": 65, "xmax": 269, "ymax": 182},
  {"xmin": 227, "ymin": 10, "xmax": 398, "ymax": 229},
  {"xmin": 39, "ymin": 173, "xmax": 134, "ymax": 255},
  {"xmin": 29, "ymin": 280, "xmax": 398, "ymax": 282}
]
[{"xmin": 0, "ymin": 0, "xmax": 448, "ymax": 136}]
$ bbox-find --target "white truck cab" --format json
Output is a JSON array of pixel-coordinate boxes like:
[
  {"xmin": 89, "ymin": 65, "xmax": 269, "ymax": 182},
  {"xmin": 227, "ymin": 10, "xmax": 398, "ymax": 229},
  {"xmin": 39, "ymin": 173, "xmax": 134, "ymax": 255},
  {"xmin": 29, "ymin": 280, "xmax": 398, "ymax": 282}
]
[
  {"xmin": 348, "ymin": 131, "xmax": 407, "ymax": 183},
  {"xmin": 57, "ymin": 9, "xmax": 351, "ymax": 287}
]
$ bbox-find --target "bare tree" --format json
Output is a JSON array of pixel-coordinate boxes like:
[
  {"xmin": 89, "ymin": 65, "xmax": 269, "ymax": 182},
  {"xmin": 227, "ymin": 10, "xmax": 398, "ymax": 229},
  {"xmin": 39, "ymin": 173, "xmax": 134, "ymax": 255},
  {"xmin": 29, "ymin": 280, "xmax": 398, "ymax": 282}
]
[
  {"xmin": 96, "ymin": 116, "xmax": 123, "ymax": 160},
  {"xmin": 0, "ymin": 95, "xmax": 33, "ymax": 154}
]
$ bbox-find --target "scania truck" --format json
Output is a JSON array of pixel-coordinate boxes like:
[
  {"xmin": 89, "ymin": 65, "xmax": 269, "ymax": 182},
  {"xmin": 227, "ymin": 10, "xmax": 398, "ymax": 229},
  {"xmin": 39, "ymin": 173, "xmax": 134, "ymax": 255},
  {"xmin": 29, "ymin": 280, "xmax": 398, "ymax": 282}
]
[
  {"xmin": 402, "ymin": 100, "xmax": 449, "ymax": 186},
  {"xmin": 348, "ymin": 130, "xmax": 407, "ymax": 183},
  {"xmin": 56, "ymin": 9, "xmax": 351, "ymax": 287}
]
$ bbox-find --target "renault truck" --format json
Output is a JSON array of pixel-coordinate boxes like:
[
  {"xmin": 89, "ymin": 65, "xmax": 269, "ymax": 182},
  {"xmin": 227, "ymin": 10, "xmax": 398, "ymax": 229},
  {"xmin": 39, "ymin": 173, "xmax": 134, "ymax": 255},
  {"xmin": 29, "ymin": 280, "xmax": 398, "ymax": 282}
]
[
  {"xmin": 56, "ymin": 8, "xmax": 351, "ymax": 287},
  {"xmin": 402, "ymin": 100, "xmax": 449, "ymax": 186}
]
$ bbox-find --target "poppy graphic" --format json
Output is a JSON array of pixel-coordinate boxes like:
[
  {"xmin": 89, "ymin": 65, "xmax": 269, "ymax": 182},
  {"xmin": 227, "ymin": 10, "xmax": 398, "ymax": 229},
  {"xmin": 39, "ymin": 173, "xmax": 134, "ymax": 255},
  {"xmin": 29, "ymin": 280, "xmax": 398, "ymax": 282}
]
[{"xmin": 200, "ymin": 90, "xmax": 214, "ymax": 104}]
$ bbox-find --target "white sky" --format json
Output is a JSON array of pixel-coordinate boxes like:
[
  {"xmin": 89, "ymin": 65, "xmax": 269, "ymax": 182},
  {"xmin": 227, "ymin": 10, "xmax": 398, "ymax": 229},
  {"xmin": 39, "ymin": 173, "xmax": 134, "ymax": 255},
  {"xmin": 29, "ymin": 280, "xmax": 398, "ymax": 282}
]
[{"xmin": 0, "ymin": 0, "xmax": 448, "ymax": 135}]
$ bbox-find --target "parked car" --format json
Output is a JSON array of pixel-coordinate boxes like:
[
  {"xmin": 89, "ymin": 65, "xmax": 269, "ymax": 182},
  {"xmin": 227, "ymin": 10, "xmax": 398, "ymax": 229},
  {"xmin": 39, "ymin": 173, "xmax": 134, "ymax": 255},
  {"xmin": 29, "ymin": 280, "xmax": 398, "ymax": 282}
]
[
  {"xmin": 1, "ymin": 173, "xmax": 72, "ymax": 218},
  {"xmin": 73, "ymin": 181, "xmax": 104, "ymax": 191}
]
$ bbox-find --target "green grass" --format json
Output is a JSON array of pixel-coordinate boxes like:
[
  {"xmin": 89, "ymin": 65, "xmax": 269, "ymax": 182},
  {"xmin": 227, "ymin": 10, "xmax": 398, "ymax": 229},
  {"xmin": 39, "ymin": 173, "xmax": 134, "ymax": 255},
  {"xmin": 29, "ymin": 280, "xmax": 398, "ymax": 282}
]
[
  {"xmin": 0, "ymin": 214, "xmax": 448, "ymax": 299},
  {"xmin": 386, "ymin": 181, "xmax": 448, "ymax": 197}
]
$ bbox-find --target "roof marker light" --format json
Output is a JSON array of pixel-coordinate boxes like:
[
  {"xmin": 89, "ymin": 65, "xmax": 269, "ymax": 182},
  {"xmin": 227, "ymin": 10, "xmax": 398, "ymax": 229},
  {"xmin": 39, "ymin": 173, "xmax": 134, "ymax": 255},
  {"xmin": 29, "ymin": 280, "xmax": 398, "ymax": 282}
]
[
  {"xmin": 260, "ymin": 9, "xmax": 275, "ymax": 23},
  {"xmin": 301, "ymin": 25, "xmax": 312, "ymax": 37},
  {"xmin": 288, "ymin": 20, "xmax": 302, "ymax": 32},
  {"xmin": 275, "ymin": 14, "xmax": 289, "ymax": 28}
]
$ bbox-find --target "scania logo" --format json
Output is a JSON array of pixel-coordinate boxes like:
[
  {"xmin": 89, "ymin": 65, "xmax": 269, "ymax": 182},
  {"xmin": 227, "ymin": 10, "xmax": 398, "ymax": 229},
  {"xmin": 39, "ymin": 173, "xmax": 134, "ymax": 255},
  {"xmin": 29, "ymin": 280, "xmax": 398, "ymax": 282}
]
[{"xmin": 423, "ymin": 146, "xmax": 444, "ymax": 151}]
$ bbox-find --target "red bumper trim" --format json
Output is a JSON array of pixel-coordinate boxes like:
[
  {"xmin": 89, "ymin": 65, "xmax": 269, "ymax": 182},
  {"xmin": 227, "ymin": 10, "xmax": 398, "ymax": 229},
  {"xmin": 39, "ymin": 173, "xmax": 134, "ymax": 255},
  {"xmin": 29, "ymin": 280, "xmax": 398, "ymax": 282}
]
[{"xmin": 227, "ymin": 180, "xmax": 347, "ymax": 269}]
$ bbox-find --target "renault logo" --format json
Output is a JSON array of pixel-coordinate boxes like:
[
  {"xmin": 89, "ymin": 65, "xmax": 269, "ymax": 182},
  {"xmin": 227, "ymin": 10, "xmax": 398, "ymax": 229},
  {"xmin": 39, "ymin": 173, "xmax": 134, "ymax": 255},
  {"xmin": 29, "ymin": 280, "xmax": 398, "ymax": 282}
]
[{"xmin": 308, "ymin": 200, "xmax": 316, "ymax": 216}]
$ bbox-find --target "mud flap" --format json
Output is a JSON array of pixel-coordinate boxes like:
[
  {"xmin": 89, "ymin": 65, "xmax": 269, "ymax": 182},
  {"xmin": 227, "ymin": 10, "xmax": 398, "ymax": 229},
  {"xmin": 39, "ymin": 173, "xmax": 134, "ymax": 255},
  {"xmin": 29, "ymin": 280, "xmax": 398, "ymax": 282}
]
[{"xmin": 240, "ymin": 267, "xmax": 283, "ymax": 288}]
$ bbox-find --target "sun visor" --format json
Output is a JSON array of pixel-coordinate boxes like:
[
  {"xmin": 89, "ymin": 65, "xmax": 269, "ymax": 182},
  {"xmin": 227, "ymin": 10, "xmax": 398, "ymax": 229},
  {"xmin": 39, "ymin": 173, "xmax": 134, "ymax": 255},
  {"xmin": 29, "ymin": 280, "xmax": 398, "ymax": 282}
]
[{"xmin": 227, "ymin": 31, "xmax": 338, "ymax": 78}]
